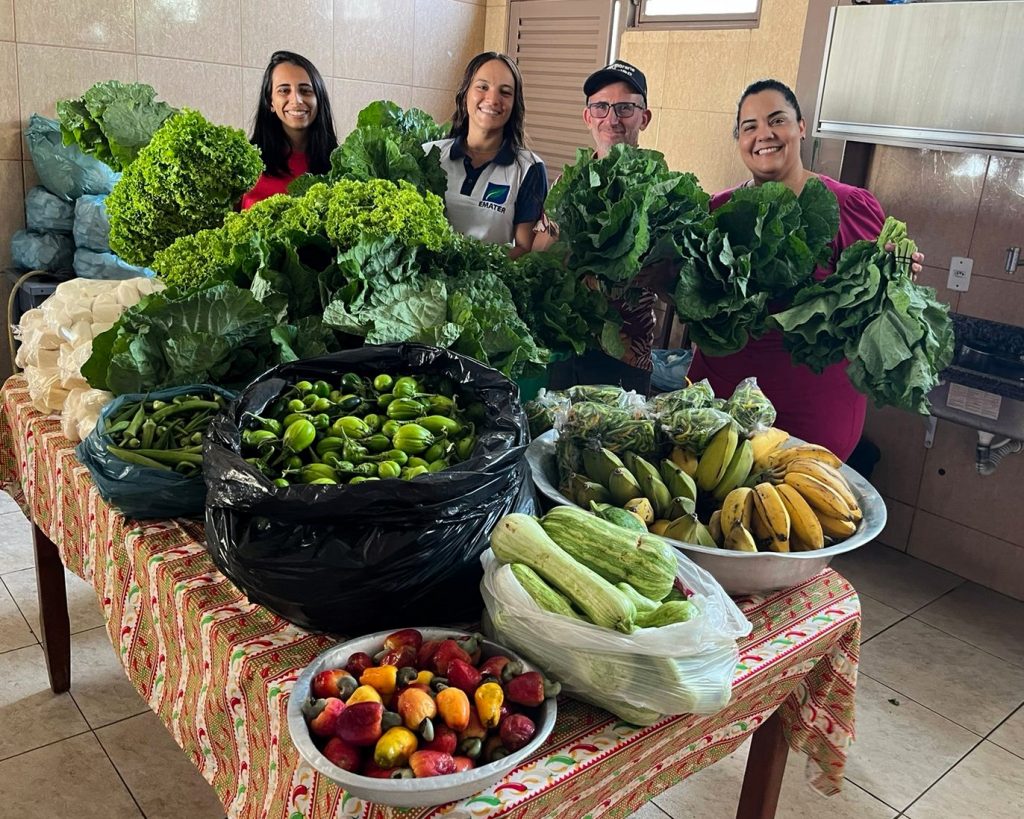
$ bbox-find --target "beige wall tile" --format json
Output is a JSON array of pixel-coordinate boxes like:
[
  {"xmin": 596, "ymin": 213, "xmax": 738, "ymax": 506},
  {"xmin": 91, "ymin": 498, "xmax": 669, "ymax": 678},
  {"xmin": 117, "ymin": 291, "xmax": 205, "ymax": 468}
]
[
  {"xmin": 14, "ymin": 0, "xmax": 134, "ymax": 52},
  {"xmin": 137, "ymin": 57, "xmax": 244, "ymax": 130},
  {"xmin": 16, "ymin": 42, "xmax": 136, "ymax": 122},
  {"xmin": 862, "ymin": 404, "xmax": 929, "ymax": 506},
  {"xmin": 0, "ymin": 1, "xmax": 12, "ymax": 41},
  {"xmin": 877, "ymin": 494, "xmax": 914, "ymax": 552},
  {"xmin": 0, "ymin": 41, "xmax": 18, "ymax": 159},
  {"xmin": 745, "ymin": 0, "xmax": 808, "ymax": 87},
  {"xmin": 410, "ymin": 85, "xmax": 455, "ymax": 125},
  {"xmin": 656, "ymin": 108, "xmax": 747, "ymax": 193},
  {"xmin": 661, "ymin": 30, "xmax": 751, "ymax": 114},
  {"xmin": 616, "ymin": 39, "xmax": 667, "ymax": 111},
  {"xmin": 955, "ymin": 273, "xmax": 1024, "ymax": 326},
  {"xmin": 333, "ymin": 77, "xmax": 385, "ymax": 139},
  {"xmin": 335, "ymin": 0, "xmax": 415, "ymax": 86},
  {"xmin": 135, "ymin": 0, "xmax": 241, "ymax": 64},
  {"xmin": 638, "ymin": 109, "xmax": 660, "ymax": 152},
  {"xmin": 413, "ymin": 0, "xmax": 486, "ymax": 91},
  {"xmin": 384, "ymin": 84, "xmax": 413, "ymax": 111},
  {"xmin": 916, "ymin": 263, "xmax": 959, "ymax": 312},
  {"xmin": 0, "ymin": 159, "xmax": 25, "ymax": 266},
  {"xmin": 240, "ymin": 67, "xmax": 264, "ymax": 138},
  {"xmin": 868, "ymin": 146, "xmax": 987, "ymax": 271},
  {"xmin": 242, "ymin": 0, "xmax": 333, "ymax": 73},
  {"xmin": 487, "ymin": 0, "xmax": 507, "ymax": 6},
  {"xmin": 22, "ymin": 159, "xmax": 38, "ymax": 197},
  {"xmin": 917, "ymin": 417, "xmax": 1024, "ymax": 548},
  {"xmin": 969, "ymin": 154, "xmax": 1024, "ymax": 281},
  {"xmin": 483, "ymin": 3, "xmax": 508, "ymax": 55},
  {"xmin": 909, "ymin": 510, "xmax": 1024, "ymax": 602}
]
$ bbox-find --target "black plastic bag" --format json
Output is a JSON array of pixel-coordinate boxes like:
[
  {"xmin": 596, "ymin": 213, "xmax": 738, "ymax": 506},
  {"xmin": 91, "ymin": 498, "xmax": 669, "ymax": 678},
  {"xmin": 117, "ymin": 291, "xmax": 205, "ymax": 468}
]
[{"xmin": 203, "ymin": 343, "xmax": 534, "ymax": 634}]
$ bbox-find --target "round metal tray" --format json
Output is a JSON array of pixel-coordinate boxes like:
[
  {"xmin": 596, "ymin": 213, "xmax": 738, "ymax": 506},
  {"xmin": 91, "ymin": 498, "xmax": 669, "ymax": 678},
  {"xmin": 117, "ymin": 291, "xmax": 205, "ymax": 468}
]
[
  {"xmin": 526, "ymin": 430, "xmax": 887, "ymax": 596},
  {"xmin": 287, "ymin": 627, "xmax": 557, "ymax": 808}
]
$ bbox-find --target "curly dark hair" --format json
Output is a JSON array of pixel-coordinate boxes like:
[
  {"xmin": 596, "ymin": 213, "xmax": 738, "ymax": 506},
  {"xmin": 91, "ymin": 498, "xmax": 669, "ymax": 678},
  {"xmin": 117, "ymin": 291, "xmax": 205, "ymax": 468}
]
[
  {"xmin": 449, "ymin": 52, "xmax": 527, "ymax": 153},
  {"xmin": 251, "ymin": 50, "xmax": 338, "ymax": 177}
]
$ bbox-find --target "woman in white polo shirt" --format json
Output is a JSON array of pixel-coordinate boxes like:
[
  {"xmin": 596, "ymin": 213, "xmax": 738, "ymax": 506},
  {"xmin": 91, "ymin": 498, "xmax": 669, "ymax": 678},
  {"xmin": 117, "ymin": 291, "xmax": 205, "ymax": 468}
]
[{"xmin": 424, "ymin": 52, "xmax": 547, "ymax": 257}]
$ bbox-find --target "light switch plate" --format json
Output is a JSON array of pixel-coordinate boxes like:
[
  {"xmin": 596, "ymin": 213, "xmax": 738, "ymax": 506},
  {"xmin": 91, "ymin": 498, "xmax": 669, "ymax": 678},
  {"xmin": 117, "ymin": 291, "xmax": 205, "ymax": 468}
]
[{"xmin": 948, "ymin": 256, "xmax": 973, "ymax": 291}]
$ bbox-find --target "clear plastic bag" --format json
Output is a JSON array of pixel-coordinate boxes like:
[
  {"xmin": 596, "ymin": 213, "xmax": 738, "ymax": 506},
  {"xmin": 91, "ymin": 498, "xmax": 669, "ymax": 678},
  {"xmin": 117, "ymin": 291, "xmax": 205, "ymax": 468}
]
[
  {"xmin": 648, "ymin": 378, "xmax": 717, "ymax": 417},
  {"xmin": 724, "ymin": 376, "xmax": 777, "ymax": 437},
  {"xmin": 523, "ymin": 388, "xmax": 572, "ymax": 439},
  {"xmin": 480, "ymin": 550, "xmax": 751, "ymax": 724},
  {"xmin": 662, "ymin": 407, "xmax": 734, "ymax": 453}
]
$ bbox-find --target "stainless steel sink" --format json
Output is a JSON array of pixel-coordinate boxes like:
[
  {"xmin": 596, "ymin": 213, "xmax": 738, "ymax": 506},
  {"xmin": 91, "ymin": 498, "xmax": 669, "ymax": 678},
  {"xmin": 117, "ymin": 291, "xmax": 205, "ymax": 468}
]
[{"xmin": 955, "ymin": 344, "xmax": 1024, "ymax": 383}]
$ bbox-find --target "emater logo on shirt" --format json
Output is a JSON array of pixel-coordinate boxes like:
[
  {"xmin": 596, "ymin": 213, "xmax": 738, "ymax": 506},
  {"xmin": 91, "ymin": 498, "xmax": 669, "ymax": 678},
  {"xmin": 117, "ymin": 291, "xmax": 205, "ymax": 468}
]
[{"xmin": 479, "ymin": 182, "xmax": 511, "ymax": 212}]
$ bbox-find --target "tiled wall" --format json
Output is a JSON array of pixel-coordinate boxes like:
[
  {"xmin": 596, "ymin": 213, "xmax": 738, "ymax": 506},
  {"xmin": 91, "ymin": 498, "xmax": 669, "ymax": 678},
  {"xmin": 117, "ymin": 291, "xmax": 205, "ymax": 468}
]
[
  {"xmin": 0, "ymin": 0, "xmax": 488, "ymax": 267},
  {"xmin": 864, "ymin": 146, "xmax": 1024, "ymax": 600}
]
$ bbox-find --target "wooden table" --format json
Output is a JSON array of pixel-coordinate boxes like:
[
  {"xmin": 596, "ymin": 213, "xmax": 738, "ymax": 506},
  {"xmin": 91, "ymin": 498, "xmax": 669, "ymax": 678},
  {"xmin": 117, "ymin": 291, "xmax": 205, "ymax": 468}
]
[{"xmin": 1, "ymin": 376, "xmax": 861, "ymax": 819}]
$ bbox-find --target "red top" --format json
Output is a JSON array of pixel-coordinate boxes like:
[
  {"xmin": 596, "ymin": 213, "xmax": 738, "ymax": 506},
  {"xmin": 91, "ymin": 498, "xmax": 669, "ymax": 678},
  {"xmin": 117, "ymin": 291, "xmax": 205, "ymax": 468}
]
[
  {"xmin": 686, "ymin": 175, "xmax": 885, "ymax": 460},
  {"xmin": 241, "ymin": 151, "xmax": 309, "ymax": 210}
]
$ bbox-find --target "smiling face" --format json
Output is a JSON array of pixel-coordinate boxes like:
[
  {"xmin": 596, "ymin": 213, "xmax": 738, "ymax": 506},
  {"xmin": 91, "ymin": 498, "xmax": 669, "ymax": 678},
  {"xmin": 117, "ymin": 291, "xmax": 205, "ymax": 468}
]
[
  {"xmin": 269, "ymin": 62, "xmax": 318, "ymax": 143},
  {"xmin": 736, "ymin": 89, "xmax": 806, "ymax": 184},
  {"xmin": 465, "ymin": 58, "xmax": 516, "ymax": 136},
  {"xmin": 583, "ymin": 81, "xmax": 652, "ymax": 158}
]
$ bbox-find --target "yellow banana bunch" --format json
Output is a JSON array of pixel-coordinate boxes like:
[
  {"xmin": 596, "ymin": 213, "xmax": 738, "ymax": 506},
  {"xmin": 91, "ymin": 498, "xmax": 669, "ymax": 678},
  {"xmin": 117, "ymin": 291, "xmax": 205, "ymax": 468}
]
[
  {"xmin": 785, "ymin": 458, "xmax": 862, "ymax": 522},
  {"xmin": 663, "ymin": 513, "xmax": 700, "ymax": 544},
  {"xmin": 775, "ymin": 483, "xmax": 824, "ymax": 551},
  {"xmin": 725, "ymin": 523, "xmax": 758, "ymax": 551},
  {"xmin": 767, "ymin": 442, "xmax": 843, "ymax": 471},
  {"xmin": 670, "ymin": 446, "xmax": 699, "ymax": 477},
  {"xmin": 752, "ymin": 482, "xmax": 790, "ymax": 552},
  {"xmin": 749, "ymin": 427, "xmax": 790, "ymax": 471},
  {"xmin": 720, "ymin": 487, "xmax": 755, "ymax": 537},
  {"xmin": 626, "ymin": 454, "xmax": 673, "ymax": 519},
  {"xmin": 782, "ymin": 472, "xmax": 856, "ymax": 523},
  {"xmin": 624, "ymin": 496, "xmax": 655, "ymax": 525},
  {"xmin": 707, "ymin": 509, "xmax": 723, "ymax": 546},
  {"xmin": 694, "ymin": 424, "xmax": 739, "ymax": 492}
]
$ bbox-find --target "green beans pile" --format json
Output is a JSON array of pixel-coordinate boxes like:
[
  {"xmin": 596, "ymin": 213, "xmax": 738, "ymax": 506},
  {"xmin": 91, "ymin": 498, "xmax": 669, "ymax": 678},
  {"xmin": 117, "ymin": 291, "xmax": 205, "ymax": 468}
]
[
  {"xmin": 240, "ymin": 372, "xmax": 483, "ymax": 487},
  {"xmin": 104, "ymin": 392, "xmax": 229, "ymax": 477}
]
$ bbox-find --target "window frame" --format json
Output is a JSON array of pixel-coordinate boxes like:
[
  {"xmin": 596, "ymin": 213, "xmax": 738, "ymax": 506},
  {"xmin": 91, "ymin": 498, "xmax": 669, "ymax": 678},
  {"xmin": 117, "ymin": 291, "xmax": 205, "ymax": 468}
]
[{"xmin": 632, "ymin": 0, "xmax": 762, "ymax": 31}]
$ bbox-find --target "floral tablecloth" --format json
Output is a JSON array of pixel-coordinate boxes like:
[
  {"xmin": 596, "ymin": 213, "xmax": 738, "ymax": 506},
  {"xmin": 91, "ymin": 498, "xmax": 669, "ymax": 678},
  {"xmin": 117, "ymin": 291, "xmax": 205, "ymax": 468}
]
[{"xmin": 0, "ymin": 376, "xmax": 860, "ymax": 818}]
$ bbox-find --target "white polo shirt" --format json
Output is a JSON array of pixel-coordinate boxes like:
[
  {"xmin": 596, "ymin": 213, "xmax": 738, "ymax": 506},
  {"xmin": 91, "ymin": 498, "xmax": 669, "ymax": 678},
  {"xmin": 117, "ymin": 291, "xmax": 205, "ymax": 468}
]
[{"xmin": 423, "ymin": 137, "xmax": 548, "ymax": 245}]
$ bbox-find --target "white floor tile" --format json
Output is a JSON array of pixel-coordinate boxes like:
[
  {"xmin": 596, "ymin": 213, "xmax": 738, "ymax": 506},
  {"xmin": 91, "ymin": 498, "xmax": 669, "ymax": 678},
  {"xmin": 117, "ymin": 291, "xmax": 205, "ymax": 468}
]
[
  {"xmin": 0, "ymin": 643, "xmax": 90, "ymax": 760},
  {"xmin": 97, "ymin": 710, "xmax": 226, "ymax": 819},
  {"xmin": 69, "ymin": 627, "xmax": 149, "ymax": 728},
  {"xmin": 859, "ymin": 592, "xmax": 905, "ymax": 642},
  {"xmin": 860, "ymin": 618, "xmax": 1024, "ymax": 735},
  {"xmin": 0, "ymin": 508, "xmax": 33, "ymax": 574},
  {"xmin": 0, "ymin": 577, "xmax": 36, "ymax": 653},
  {"xmin": 904, "ymin": 741, "xmax": 1024, "ymax": 819},
  {"xmin": 843, "ymin": 675, "xmax": 979, "ymax": 811},
  {"xmin": 626, "ymin": 801, "xmax": 672, "ymax": 819},
  {"xmin": 0, "ymin": 732, "xmax": 142, "ymax": 817},
  {"xmin": 830, "ymin": 542, "xmax": 963, "ymax": 614},
  {"xmin": 915, "ymin": 582, "xmax": 1024, "ymax": 668},
  {"xmin": 3, "ymin": 564, "xmax": 104, "ymax": 639},
  {"xmin": 989, "ymin": 706, "xmax": 1024, "ymax": 760}
]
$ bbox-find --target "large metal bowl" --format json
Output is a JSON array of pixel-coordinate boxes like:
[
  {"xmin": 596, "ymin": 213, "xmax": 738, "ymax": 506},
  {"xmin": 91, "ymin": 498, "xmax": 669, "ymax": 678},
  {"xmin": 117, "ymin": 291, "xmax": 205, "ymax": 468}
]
[
  {"xmin": 526, "ymin": 430, "xmax": 886, "ymax": 596},
  {"xmin": 287, "ymin": 627, "xmax": 557, "ymax": 808}
]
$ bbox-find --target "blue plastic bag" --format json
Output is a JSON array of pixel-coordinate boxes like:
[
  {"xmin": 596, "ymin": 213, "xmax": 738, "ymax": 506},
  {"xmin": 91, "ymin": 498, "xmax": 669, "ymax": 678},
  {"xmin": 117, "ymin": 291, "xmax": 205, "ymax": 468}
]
[
  {"xmin": 651, "ymin": 348, "xmax": 693, "ymax": 393},
  {"xmin": 25, "ymin": 186, "xmax": 75, "ymax": 234},
  {"xmin": 11, "ymin": 229, "xmax": 75, "ymax": 271},
  {"xmin": 73, "ymin": 194, "xmax": 111, "ymax": 251},
  {"xmin": 25, "ymin": 114, "xmax": 118, "ymax": 201},
  {"xmin": 74, "ymin": 248, "xmax": 153, "ymax": 280},
  {"xmin": 75, "ymin": 384, "xmax": 236, "ymax": 520}
]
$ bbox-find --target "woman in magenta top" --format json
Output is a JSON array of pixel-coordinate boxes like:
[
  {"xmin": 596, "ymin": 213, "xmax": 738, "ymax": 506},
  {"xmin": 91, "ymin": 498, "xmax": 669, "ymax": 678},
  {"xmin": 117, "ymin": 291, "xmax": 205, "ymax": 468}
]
[
  {"xmin": 687, "ymin": 79, "xmax": 915, "ymax": 460},
  {"xmin": 241, "ymin": 51, "xmax": 338, "ymax": 210}
]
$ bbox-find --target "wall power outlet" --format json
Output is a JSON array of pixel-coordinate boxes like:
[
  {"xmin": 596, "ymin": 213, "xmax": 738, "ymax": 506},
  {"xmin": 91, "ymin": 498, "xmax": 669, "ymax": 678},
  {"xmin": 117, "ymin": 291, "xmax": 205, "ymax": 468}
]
[{"xmin": 948, "ymin": 257, "xmax": 973, "ymax": 291}]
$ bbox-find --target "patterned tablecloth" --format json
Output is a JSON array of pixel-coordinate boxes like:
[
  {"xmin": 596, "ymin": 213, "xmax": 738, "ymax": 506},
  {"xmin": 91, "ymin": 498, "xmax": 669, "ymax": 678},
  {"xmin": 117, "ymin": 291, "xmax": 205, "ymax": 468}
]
[{"xmin": 0, "ymin": 376, "xmax": 860, "ymax": 819}]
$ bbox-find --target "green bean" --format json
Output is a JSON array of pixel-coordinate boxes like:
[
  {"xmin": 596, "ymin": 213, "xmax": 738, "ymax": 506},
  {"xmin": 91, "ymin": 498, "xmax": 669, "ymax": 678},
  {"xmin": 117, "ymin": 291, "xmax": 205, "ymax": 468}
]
[{"xmin": 107, "ymin": 447, "xmax": 173, "ymax": 471}]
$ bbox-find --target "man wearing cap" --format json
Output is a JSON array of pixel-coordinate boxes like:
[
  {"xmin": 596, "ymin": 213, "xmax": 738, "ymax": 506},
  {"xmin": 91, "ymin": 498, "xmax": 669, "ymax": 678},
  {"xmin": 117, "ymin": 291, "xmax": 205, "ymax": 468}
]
[{"xmin": 545, "ymin": 60, "xmax": 659, "ymax": 393}]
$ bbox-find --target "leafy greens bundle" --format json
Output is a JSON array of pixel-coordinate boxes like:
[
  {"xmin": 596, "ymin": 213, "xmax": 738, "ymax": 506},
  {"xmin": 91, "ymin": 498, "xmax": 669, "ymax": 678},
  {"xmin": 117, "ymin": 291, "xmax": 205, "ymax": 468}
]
[
  {"xmin": 56, "ymin": 81, "xmax": 176, "ymax": 172},
  {"xmin": 106, "ymin": 109, "xmax": 263, "ymax": 267},
  {"xmin": 770, "ymin": 217, "xmax": 954, "ymax": 414},
  {"xmin": 673, "ymin": 178, "xmax": 840, "ymax": 356}
]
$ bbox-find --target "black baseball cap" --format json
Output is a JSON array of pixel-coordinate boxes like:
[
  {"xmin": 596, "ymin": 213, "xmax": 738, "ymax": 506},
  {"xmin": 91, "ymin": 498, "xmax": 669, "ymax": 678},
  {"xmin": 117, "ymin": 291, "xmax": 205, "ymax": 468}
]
[{"xmin": 583, "ymin": 61, "xmax": 648, "ymax": 104}]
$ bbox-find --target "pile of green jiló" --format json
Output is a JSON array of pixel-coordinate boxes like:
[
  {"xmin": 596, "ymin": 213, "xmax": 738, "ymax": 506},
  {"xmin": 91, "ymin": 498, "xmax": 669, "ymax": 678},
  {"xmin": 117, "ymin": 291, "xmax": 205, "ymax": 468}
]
[
  {"xmin": 102, "ymin": 391, "xmax": 229, "ymax": 477},
  {"xmin": 673, "ymin": 178, "xmax": 840, "ymax": 357},
  {"xmin": 770, "ymin": 217, "xmax": 955, "ymax": 413},
  {"xmin": 240, "ymin": 372, "xmax": 484, "ymax": 486}
]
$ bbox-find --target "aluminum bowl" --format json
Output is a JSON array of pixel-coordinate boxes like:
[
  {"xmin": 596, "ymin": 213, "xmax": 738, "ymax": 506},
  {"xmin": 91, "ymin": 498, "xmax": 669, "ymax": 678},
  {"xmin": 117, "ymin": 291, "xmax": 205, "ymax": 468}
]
[
  {"xmin": 526, "ymin": 430, "xmax": 886, "ymax": 596},
  {"xmin": 287, "ymin": 627, "xmax": 557, "ymax": 808}
]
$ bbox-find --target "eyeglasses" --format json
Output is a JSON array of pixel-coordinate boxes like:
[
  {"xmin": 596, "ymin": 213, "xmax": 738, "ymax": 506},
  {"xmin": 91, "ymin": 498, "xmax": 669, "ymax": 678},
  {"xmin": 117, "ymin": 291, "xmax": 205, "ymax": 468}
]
[{"xmin": 586, "ymin": 101, "xmax": 644, "ymax": 120}]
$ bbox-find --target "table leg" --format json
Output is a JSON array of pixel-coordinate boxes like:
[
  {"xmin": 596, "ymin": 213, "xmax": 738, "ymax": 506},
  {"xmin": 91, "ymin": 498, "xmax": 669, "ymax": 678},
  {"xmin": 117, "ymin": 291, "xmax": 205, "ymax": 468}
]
[
  {"xmin": 735, "ymin": 708, "xmax": 788, "ymax": 819},
  {"xmin": 32, "ymin": 523, "xmax": 71, "ymax": 693}
]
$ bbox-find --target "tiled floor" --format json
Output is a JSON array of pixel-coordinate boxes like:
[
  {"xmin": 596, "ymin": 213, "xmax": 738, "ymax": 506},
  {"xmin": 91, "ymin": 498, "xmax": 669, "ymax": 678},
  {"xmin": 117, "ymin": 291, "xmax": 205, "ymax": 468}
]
[{"xmin": 1, "ymin": 491, "xmax": 1022, "ymax": 818}]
